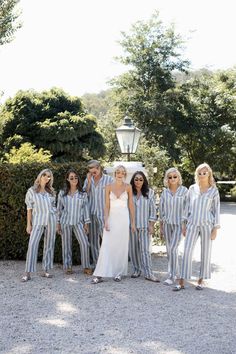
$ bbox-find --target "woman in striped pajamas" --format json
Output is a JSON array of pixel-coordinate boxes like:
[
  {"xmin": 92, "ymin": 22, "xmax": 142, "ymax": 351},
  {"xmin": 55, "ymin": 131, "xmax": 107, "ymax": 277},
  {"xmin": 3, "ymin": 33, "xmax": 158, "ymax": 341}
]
[
  {"xmin": 174, "ymin": 163, "xmax": 220, "ymax": 291},
  {"xmin": 57, "ymin": 168, "xmax": 92, "ymax": 275},
  {"xmin": 129, "ymin": 171, "xmax": 160, "ymax": 282},
  {"xmin": 21, "ymin": 169, "xmax": 57, "ymax": 282},
  {"xmin": 159, "ymin": 168, "xmax": 188, "ymax": 285}
]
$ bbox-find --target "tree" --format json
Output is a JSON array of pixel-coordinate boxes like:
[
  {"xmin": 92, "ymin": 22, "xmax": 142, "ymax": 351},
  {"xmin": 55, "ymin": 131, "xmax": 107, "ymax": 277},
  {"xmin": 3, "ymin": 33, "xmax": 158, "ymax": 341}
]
[
  {"xmin": 111, "ymin": 11, "xmax": 189, "ymax": 160},
  {"xmin": 0, "ymin": 88, "xmax": 106, "ymax": 161},
  {"xmin": 4, "ymin": 142, "xmax": 52, "ymax": 163},
  {"xmin": 0, "ymin": 0, "xmax": 21, "ymax": 46},
  {"xmin": 175, "ymin": 70, "xmax": 236, "ymax": 177}
]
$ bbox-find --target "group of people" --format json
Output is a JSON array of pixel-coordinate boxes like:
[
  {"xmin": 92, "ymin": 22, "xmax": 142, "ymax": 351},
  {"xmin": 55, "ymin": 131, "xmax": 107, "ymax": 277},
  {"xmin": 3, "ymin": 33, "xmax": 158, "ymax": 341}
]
[{"xmin": 21, "ymin": 160, "xmax": 220, "ymax": 292}]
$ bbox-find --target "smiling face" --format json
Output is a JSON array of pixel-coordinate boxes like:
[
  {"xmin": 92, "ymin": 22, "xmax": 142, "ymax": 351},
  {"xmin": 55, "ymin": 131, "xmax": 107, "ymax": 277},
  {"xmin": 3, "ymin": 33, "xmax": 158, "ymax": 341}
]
[
  {"xmin": 167, "ymin": 172, "xmax": 179, "ymax": 187},
  {"xmin": 67, "ymin": 172, "xmax": 79, "ymax": 188},
  {"xmin": 40, "ymin": 171, "xmax": 51, "ymax": 186},
  {"xmin": 115, "ymin": 167, "xmax": 126, "ymax": 182},
  {"xmin": 89, "ymin": 166, "xmax": 101, "ymax": 179}
]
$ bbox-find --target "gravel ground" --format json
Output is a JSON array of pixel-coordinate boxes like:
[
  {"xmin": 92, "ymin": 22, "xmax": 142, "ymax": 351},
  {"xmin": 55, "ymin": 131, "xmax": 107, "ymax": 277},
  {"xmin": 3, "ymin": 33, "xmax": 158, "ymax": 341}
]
[{"xmin": 0, "ymin": 202, "xmax": 236, "ymax": 354}]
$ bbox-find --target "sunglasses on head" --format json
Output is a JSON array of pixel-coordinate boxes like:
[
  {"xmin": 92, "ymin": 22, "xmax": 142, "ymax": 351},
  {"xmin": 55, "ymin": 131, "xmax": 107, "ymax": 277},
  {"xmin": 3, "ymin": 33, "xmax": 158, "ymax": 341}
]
[
  {"xmin": 198, "ymin": 172, "xmax": 209, "ymax": 176},
  {"xmin": 134, "ymin": 177, "xmax": 144, "ymax": 182},
  {"xmin": 168, "ymin": 176, "xmax": 178, "ymax": 180}
]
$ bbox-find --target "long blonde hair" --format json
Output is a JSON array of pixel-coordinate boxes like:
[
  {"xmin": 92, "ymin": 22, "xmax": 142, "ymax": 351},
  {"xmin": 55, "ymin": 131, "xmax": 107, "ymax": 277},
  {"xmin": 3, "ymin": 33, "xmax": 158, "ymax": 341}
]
[
  {"xmin": 195, "ymin": 163, "xmax": 215, "ymax": 186},
  {"xmin": 33, "ymin": 168, "xmax": 55, "ymax": 195},
  {"xmin": 163, "ymin": 167, "xmax": 182, "ymax": 187}
]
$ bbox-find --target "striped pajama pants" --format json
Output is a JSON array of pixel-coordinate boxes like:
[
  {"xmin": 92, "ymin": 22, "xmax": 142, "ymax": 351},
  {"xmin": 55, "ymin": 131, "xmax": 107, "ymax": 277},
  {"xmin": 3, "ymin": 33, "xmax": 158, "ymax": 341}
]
[
  {"xmin": 129, "ymin": 228, "xmax": 154, "ymax": 278},
  {"xmin": 25, "ymin": 219, "xmax": 56, "ymax": 273},
  {"xmin": 61, "ymin": 224, "xmax": 90, "ymax": 269},
  {"xmin": 163, "ymin": 223, "xmax": 182, "ymax": 279},
  {"xmin": 89, "ymin": 215, "xmax": 104, "ymax": 265},
  {"xmin": 181, "ymin": 224, "xmax": 213, "ymax": 280}
]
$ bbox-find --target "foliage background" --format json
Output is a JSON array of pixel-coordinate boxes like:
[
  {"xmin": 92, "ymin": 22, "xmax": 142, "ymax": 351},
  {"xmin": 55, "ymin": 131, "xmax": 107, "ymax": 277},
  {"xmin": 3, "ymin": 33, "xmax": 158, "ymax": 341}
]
[{"xmin": 0, "ymin": 162, "xmax": 88, "ymax": 262}]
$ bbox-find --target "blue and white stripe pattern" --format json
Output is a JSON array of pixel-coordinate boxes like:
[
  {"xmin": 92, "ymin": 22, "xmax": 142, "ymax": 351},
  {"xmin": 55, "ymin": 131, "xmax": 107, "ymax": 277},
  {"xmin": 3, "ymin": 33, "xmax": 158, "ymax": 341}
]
[
  {"xmin": 25, "ymin": 187, "xmax": 56, "ymax": 272},
  {"xmin": 181, "ymin": 184, "xmax": 220, "ymax": 280},
  {"xmin": 83, "ymin": 174, "xmax": 113, "ymax": 218},
  {"xmin": 186, "ymin": 184, "xmax": 220, "ymax": 227},
  {"xmin": 133, "ymin": 189, "xmax": 157, "ymax": 228},
  {"xmin": 181, "ymin": 224, "xmax": 213, "ymax": 279},
  {"xmin": 25, "ymin": 187, "xmax": 57, "ymax": 226},
  {"xmin": 159, "ymin": 186, "xmax": 188, "ymax": 225},
  {"xmin": 129, "ymin": 189, "xmax": 157, "ymax": 278},
  {"xmin": 57, "ymin": 190, "xmax": 90, "ymax": 225},
  {"xmin": 159, "ymin": 185, "xmax": 188, "ymax": 280},
  {"xmin": 60, "ymin": 225, "xmax": 90, "ymax": 269}
]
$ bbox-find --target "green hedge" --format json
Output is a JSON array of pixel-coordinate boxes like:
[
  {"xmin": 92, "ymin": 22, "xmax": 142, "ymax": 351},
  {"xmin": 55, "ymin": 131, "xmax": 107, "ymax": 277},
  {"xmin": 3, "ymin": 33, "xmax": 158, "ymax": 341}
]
[{"xmin": 0, "ymin": 162, "xmax": 88, "ymax": 263}]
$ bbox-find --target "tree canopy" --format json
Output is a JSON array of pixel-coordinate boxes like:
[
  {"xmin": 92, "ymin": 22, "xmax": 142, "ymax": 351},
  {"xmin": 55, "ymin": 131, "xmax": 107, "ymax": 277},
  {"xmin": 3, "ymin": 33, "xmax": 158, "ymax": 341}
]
[{"xmin": 0, "ymin": 88, "xmax": 106, "ymax": 162}]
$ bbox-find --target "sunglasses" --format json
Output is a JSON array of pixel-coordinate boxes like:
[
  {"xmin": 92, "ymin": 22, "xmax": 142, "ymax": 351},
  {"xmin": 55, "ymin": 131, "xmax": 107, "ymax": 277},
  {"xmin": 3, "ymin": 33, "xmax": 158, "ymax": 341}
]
[
  {"xmin": 168, "ymin": 176, "xmax": 178, "ymax": 180},
  {"xmin": 198, "ymin": 172, "xmax": 209, "ymax": 176},
  {"xmin": 134, "ymin": 178, "xmax": 144, "ymax": 182},
  {"xmin": 69, "ymin": 177, "xmax": 78, "ymax": 180}
]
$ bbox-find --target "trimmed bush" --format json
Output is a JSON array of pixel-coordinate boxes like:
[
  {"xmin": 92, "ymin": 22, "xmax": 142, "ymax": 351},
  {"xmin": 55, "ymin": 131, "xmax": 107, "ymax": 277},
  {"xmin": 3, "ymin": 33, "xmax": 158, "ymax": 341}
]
[{"xmin": 0, "ymin": 162, "xmax": 88, "ymax": 263}]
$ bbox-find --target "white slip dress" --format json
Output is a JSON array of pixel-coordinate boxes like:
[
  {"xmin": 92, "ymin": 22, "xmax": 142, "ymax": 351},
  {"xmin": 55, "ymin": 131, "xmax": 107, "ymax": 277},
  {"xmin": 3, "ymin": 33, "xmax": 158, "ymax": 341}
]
[{"xmin": 93, "ymin": 190, "xmax": 129, "ymax": 277}]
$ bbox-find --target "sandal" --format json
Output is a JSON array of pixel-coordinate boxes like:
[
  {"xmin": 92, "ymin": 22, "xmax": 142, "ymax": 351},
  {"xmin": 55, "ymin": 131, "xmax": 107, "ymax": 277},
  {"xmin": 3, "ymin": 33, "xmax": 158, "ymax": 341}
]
[
  {"xmin": 65, "ymin": 268, "xmax": 73, "ymax": 275},
  {"xmin": 42, "ymin": 272, "xmax": 53, "ymax": 278},
  {"xmin": 114, "ymin": 275, "xmax": 122, "ymax": 282},
  {"xmin": 196, "ymin": 284, "xmax": 204, "ymax": 290},
  {"xmin": 172, "ymin": 284, "xmax": 185, "ymax": 291},
  {"xmin": 21, "ymin": 275, "xmax": 31, "ymax": 282},
  {"xmin": 91, "ymin": 277, "xmax": 103, "ymax": 284}
]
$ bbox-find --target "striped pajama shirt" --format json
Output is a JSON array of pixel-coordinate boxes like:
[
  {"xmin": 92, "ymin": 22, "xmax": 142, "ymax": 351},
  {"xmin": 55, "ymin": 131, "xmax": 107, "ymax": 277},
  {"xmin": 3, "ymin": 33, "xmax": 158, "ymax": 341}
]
[
  {"xmin": 83, "ymin": 174, "xmax": 113, "ymax": 265},
  {"xmin": 159, "ymin": 186, "xmax": 188, "ymax": 279},
  {"xmin": 57, "ymin": 190, "xmax": 91, "ymax": 269},
  {"xmin": 129, "ymin": 189, "xmax": 157, "ymax": 278},
  {"xmin": 25, "ymin": 187, "xmax": 57, "ymax": 272},
  {"xmin": 181, "ymin": 184, "xmax": 220, "ymax": 280}
]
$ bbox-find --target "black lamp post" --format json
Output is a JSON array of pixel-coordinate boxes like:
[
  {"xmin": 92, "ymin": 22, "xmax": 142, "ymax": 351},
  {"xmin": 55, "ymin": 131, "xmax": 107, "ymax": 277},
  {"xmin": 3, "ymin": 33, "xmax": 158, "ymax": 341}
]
[{"xmin": 115, "ymin": 115, "xmax": 141, "ymax": 161}]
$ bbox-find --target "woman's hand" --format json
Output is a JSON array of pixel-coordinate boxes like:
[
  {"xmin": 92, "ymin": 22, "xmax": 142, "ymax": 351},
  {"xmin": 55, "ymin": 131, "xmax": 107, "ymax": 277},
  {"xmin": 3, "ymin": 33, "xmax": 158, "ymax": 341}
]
[
  {"xmin": 84, "ymin": 224, "xmax": 89, "ymax": 234},
  {"xmin": 105, "ymin": 221, "xmax": 110, "ymax": 231},
  {"xmin": 26, "ymin": 225, "xmax": 32, "ymax": 235},
  {"xmin": 211, "ymin": 228, "xmax": 217, "ymax": 240},
  {"xmin": 131, "ymin": 222, "xmax": 136, "ymax": 234},
  {"xmin": 57, "ymin": 223, "xmax": 62, "ymax": 235},
  {"xmin": 148, "ymin": 224, "xmax": 154, "ymax": 236}
]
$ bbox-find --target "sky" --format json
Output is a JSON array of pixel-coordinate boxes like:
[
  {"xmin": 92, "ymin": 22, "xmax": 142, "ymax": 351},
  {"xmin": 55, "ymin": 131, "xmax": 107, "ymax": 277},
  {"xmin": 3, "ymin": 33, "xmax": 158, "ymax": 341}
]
[{"xmin": 0, "ymin": 0, "xmax": 236, "ymax": 103}]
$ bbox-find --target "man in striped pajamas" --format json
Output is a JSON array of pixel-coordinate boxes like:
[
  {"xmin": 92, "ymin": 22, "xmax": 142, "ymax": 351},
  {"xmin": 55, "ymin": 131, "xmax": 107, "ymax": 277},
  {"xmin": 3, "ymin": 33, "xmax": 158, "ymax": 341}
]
[
  {"xmin": 129, "ymin": 171, "xmax": 160, "ymax": 282},
  {"xmin": 83, "ymin": 160, "xmax": 113, "ymax": 266},
  {"xmin": 57, "ymin": 168, "xmax": 92, "ymax": 274},
  {"xmin": 159, "ymin": 168, "xmax": 188, "ymax": 285},
  {"xmin": 174, "ymin": 163, "xmax": 220, "ymax": 291}
]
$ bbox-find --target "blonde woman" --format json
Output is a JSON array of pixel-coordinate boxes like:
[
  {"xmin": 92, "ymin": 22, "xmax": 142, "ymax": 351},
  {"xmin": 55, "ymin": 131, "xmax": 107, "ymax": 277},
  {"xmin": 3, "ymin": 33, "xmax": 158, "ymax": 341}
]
[
  {"xmin": 92, "ymin": 165, "xmax": 135, "ymax": 283},
  {"xmin": 159, "ymin": 168, "xmax": 188, "ymax": 285},
  {"xmin": 21, "ymin": 169, "xmax": 57, "ymax": 282},
  {"xmin": 174, "ymin": 163, "xmax": 220, "ymax": 291}
]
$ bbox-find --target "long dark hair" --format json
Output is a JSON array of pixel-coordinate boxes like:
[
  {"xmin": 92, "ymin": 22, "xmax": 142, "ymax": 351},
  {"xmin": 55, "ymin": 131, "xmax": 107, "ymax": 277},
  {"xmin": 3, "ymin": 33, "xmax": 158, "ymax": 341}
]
[
  {"xmin": 130, "ymin": 171, "xmax": 149, "ymax": 198},
  {"xmin": 63, "ymin": 168, "xmax": 82, "ymax": 196}
]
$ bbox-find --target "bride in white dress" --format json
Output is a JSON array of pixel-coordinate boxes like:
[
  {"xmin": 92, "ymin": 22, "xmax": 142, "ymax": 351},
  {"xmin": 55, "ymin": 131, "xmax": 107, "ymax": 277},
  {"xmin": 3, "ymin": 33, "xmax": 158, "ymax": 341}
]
[{"xmin": 92, "ymin": 165, "xmax": 135, "ymax": 283}]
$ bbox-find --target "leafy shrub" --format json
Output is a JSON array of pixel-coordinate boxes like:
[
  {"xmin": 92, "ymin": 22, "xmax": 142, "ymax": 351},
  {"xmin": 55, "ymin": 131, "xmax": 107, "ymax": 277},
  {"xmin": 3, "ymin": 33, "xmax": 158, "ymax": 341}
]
[{"xmin": 0, "ymin": 162, "xmax": 88, "ymax": 263}]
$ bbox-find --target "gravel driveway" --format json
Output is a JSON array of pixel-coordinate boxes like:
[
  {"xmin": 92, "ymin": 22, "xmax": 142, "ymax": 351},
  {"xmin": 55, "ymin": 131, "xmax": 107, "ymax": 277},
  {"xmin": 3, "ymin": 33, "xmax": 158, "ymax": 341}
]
[{"xmin": 0, "ymin": 202, "xmax": 236, "ymax": 354}]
